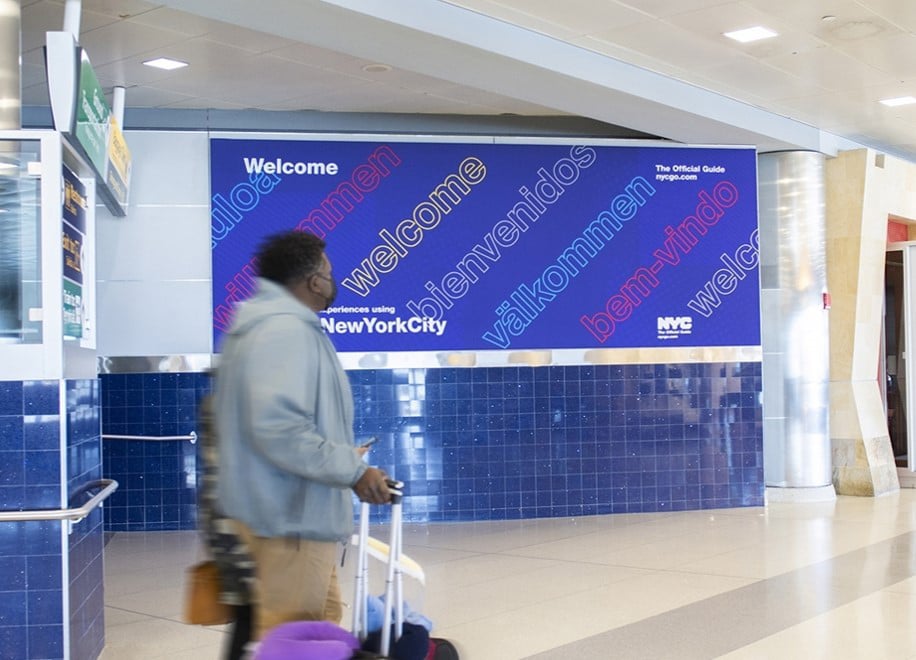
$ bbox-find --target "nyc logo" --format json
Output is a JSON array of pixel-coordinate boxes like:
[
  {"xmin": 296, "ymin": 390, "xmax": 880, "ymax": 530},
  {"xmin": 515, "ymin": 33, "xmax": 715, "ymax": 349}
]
[{"xmin": 657, "ymin": 316, "xmax": 693, "ymax": 331}]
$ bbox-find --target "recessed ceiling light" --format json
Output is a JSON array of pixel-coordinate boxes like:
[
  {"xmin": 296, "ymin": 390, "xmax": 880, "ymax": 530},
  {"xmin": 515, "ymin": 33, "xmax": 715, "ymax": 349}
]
[
  {"xmin": 142, "ymin": 57, "xmax": 188, "ymax": 71},
  {"xmin": 880, "ymin": 96, "xmax": 916, "ymax": 107},
  {"xmin": 361, "ymin": 63, "xmax": 391, "ymax": 73},
  {"xmin": 724, "ymin": 26, "xmax": 778, "ymax": 43}
]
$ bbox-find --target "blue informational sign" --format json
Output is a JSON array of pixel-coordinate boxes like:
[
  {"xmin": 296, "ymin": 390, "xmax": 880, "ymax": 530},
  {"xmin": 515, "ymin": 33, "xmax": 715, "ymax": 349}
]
[
  {"xmin": 63, "ymin": 165, "xmax": 87, "ymax": 235},
  {"xmin": 210, "ymin": 138, "xmax": 760, "ymax": 353}
]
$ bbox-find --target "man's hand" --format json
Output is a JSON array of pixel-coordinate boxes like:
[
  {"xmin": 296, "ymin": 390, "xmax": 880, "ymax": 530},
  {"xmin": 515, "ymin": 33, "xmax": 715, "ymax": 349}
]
[{"xmin": 353, "ymin": 467, "xmax": 391, "ymax": 504}]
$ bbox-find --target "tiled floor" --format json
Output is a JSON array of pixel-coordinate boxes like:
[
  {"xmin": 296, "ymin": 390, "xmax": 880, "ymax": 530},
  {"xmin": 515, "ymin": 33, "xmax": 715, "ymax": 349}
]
[{"xmin": 101, "ymin": 490, "xmax": 916, "ymax": 659}]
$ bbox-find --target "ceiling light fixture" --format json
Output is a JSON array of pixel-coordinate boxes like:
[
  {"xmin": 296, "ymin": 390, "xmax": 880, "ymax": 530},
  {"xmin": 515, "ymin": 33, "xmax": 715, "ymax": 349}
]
[
  {"xmin": 880, "ymin": 96, "xmax": 916, "ymax": 107},
  {"xmin": 361, "ymin": 63, "xmax": 391, "ymax": 73},
  {"xmin": 724, "ymin": 26, "xmax": 778, "ymax": 43},
  {"xmin": 142, "ymin": 57, "xmax": 188, "ymax": 71}
]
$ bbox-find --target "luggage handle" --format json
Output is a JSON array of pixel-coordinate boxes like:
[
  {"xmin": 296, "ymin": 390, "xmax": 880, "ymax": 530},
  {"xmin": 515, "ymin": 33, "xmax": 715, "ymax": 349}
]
[
  {"xmin": 381, "ymin": 480, "xmax": 404, "ymax": 655},
  {"xmin": 353, "ymin": 478, "xmax": 406, "ymax": 654},
  {"xmin": 386, "ymin": 478, "xmax": 404, "ymax": 503}
]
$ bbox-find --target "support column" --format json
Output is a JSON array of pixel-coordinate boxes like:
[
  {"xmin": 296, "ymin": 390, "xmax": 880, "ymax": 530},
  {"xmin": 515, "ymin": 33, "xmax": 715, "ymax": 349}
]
[
  {"xmin": 758, "ymin": 151, "xmax": 835, "ymax": 501},
  {"xmin": 827, "ymin": 149, "xmax": 916, "ymax": 496},
  {"xmin": 1, "ymin": 3, "xmax": 107, "ymax": 659},
  {"xmin": 0, "ymin": 0, "xmax": 19, "ymax": 129},
  {"xmin": 0, "ymin": 0, "xmax": 21, "ymax": 333}
]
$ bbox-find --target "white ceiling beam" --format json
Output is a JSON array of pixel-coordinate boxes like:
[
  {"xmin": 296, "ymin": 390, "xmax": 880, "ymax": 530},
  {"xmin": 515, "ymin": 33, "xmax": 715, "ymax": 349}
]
[{"xmin": 159, "ymin": 0, "xmax": 851, "ymax": 154}]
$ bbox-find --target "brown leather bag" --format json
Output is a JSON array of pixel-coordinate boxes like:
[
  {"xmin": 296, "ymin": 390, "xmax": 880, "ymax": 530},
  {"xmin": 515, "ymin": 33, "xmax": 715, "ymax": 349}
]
[{"xmin": 183, "ymin": 560, "xmax": 232, "ymax": 625}]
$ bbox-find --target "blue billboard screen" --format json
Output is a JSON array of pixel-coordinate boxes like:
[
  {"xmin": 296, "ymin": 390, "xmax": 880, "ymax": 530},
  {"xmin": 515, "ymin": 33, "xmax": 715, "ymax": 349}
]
[{"xmin": 210, "ymin": 138, "xmax": 760, "ymax": 353}]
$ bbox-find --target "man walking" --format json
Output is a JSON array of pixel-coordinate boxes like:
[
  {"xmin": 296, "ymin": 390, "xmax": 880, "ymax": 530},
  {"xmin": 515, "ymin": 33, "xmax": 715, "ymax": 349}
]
[{"xmin": 214, "ymin": 230, "xmax": 391, "ymax": 639}]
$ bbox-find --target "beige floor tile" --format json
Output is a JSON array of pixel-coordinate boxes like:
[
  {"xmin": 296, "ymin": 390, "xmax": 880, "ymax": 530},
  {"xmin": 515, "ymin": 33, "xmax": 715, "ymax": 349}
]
[
  {"xmin": 718, "ymin": 590, "xmax": 916, "ymax": 660},
  {"xmin": 106, "ymin": 584, "xmax": 186, "ymax": 620},
  {"xmin": 104, "ymin": 606, "xmax": 152, "ymax": 627},
  {"xmin": 436, "ymin": 594, "xmax": 617, "ymax": 660},
  {"xmin": 100, "ymin": 616, "xmax": 225, "ymax": 660},
  {"xmin": 422, "ymin": 552, "xmax": 560, "ymax": 590},
  {"xmin": 97, "ymin": 491, "xmax": 916, "ymax": 660},
  {"xmin": 105, "ymin": 565, "xmax": 188, "ymax": 598}
]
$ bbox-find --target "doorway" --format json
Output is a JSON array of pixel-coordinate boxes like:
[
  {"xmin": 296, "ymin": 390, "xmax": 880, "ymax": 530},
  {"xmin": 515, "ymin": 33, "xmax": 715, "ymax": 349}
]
[{"xmin": 885, "ymin": 243, "xmax": 916, "ymax": 482}]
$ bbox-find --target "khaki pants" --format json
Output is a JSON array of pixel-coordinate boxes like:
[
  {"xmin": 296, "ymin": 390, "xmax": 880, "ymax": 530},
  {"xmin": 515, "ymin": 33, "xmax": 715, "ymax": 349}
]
[{"xmin": 234, "ymin": 521, "xmax": 343, "ymax": 640}]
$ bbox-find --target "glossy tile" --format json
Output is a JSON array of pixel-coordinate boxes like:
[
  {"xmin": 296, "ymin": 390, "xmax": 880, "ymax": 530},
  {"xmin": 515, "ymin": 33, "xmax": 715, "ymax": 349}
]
[
  {"xmin": 99, "ymin": 362, "xmax": 764, "ymax": 532},
  {"xmin": 98, "ymin": 490, "xmax": 916, "ymax": 660}
]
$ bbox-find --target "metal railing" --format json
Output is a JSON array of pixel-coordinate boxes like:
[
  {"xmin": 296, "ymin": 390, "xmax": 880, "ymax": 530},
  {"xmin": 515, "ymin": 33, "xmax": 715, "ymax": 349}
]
[
  {"xmin": 0, "ymin": 479, "xmax": 119, "ymax": 524},
  {"xmin": 102, "ymin": 431, "xmax": 197, "ymax": 444}
]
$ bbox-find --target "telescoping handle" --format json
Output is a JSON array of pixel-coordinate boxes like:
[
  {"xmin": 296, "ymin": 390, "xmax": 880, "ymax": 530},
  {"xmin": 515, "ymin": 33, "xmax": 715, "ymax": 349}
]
[
  {"xmin": 380, "ymin": 478, "xmax": 405, "ymax": 656},
  {"xmin": 352, "ymin": 477, "xmax": 405, "ymax": 644}
]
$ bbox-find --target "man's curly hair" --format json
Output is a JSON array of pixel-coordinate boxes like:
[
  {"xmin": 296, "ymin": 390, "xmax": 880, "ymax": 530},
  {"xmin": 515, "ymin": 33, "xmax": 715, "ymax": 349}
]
[{"xmin": 254, "ymin": 230, "xmax": 327, "ymax": 286}]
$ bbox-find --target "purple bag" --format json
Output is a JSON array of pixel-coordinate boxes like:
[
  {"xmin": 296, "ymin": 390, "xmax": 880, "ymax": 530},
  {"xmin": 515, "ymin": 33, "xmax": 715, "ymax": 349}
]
[{"xmin": 256, "ymin": 621, "xmax": 361, "ymax": 660}]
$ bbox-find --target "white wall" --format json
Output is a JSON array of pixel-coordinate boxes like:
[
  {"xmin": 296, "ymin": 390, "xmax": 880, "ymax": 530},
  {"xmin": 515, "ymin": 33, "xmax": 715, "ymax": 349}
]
[{"xmin": 96, "ymin": 131, "xmax": 212, "ymax": 356}]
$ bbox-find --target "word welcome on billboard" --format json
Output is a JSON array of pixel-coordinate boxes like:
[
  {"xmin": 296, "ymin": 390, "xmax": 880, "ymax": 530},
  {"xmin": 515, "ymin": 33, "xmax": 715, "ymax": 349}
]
[{"xmin": 210, "ymin": 137, "xmax": 760, "ymax": 355}]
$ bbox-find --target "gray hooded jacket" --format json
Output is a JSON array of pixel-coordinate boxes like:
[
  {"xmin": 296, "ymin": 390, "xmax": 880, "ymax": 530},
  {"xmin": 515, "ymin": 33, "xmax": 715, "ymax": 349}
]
[{"xmin": 214, "ymin": 278, "xmax": 367, "ymax": 540}]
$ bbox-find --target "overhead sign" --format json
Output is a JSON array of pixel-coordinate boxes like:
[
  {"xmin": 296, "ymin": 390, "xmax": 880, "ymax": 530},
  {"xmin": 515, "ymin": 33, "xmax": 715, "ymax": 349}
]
[
  {"xmin": 45, "ymin": 32, "xmax": 131, "ymax": 216},
  {"xmin": 105, "ymin": 116, "xmax": 131, "ymax": 210},
  {"xmin": 210, "ymin": 138, "xmax": 760, "ymax": 355},
  {"xmin": 74, "ymin": 49, "xmax": 110, "ymax": 177}
]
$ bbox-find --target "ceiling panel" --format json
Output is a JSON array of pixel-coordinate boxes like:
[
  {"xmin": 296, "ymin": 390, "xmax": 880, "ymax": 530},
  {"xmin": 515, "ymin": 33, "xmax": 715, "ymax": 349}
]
[
  {"xmin": 862, "ymin": 0, "xmax": 916, "ymax": 32},
  {"xmin": 76, "ymin": 18, "xmax": 190, "ymax": 65},
  {"xmin": 80, "ymin": 0, "xmax": 159, "ymax": 17},
  {"xmin": 13, "ymin": 0, "xmax": 916, "ymax": 162},
  {"xmin": 123, "ymin": 6, "xmax": 211, "ymax": 37},
  {"xmin": 778, "ymin": 87, "xmax": 902, "ymax": 132},
  {"xmin": 664, "ymin": 6, "xmax": 826, "ymax": 61},
  {"xmin": 268, "ymin": 41, "xmax": 386, "ymax": 72},
  {"xmin": 695, "ymin": 58, "xmax": 814, "ymax": 102},
  {"xmin": 764, "ymin": 47, "xmax": 896, "ymax": 94},
  {"xmin": 836, "ymin": 32, "xmax": 916, "ymax": 77},
  {"xmin": 20, "ymin": 1, "xmax": 123, "ymax": 51},
  {"xmin": 194, "ymin": 23, "xmax": 297, "ymax": 55},
  {"xmin": 587, "ymin": 20, "xmax": 739, "ymax": 76},
  {"xmin": 745, "ymin": 0, "xmax": 890, "ymax": 29},
  {"xmin": 613, "ymin": 0, "xmax": 735, "ymax": 20},
  {"xmin": 110, "ymin": 83, "xmax": 196, "ymax": 108}
]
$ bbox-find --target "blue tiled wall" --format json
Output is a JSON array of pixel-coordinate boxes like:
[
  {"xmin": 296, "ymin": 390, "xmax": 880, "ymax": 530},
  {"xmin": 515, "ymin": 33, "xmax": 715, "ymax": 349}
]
[
  {"xmin": 0, "ymin": 521, "xmax": 65, "ymax": 660},
  {"xmin": 1, "ymin": 381, "xmax": 62, "ymax": 511},
  {"xmin": 0, "ymin": 380, "xmax": 65, "ymax": 660},
  {"xmin": 0, "ymin": 379, "xmax": 107, "ymax": 660},
  {"xmin": 357, "ymin": 363, "xmax": 763, "ymax": 522},
  {"xmin": 66, "ymin": 379, "xmax": 105, "ymax": 660},
  {"xmin": 101, "ymin": 373, "xmax": 210, "ymax": 531},
  {"xmin": 99, "ymin": 361, "xmax": 763, "ymax": 530}
]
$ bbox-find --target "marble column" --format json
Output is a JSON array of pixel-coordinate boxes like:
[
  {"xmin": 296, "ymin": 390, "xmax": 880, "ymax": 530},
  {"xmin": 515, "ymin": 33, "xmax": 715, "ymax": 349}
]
[{"xmin": 827, "ymin": 149, "xmax": 916, "ymax": 495}]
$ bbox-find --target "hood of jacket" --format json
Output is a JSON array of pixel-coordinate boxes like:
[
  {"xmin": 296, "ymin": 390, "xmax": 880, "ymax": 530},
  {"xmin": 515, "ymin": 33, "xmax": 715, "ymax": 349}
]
[{"xmin": 227, "ymin": 277, "xmax": 320, "ymax": 339}]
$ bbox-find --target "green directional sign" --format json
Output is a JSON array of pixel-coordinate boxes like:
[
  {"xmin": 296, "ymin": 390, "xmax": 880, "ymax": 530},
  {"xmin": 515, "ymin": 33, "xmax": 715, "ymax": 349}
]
[{"xmin": 74, "ymin": 49, "xmax": 110, "ymax": 178}]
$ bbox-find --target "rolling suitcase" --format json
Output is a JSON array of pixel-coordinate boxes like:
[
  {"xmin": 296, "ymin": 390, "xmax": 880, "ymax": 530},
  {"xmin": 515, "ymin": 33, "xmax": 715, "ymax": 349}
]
[{"xmin": 351, "ymin": 479, "xmax": 458, "ymax": 660}]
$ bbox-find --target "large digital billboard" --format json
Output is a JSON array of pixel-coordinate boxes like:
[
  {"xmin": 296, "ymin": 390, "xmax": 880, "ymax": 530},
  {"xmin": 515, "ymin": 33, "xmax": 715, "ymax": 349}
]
[{"xmin": 210, "ymin": 137, "xmax": 760, "ymax": 356}]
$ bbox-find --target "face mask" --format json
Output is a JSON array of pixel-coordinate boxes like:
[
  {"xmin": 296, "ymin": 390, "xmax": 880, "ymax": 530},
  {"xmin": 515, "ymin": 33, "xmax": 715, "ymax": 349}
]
[
  {"xmin": 323, "ymin": 276, "xmax": 338, "ymax": 309},
  {"xmin": 314, "ymin": 274, "xmax": 337, "ymax": 309}
]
